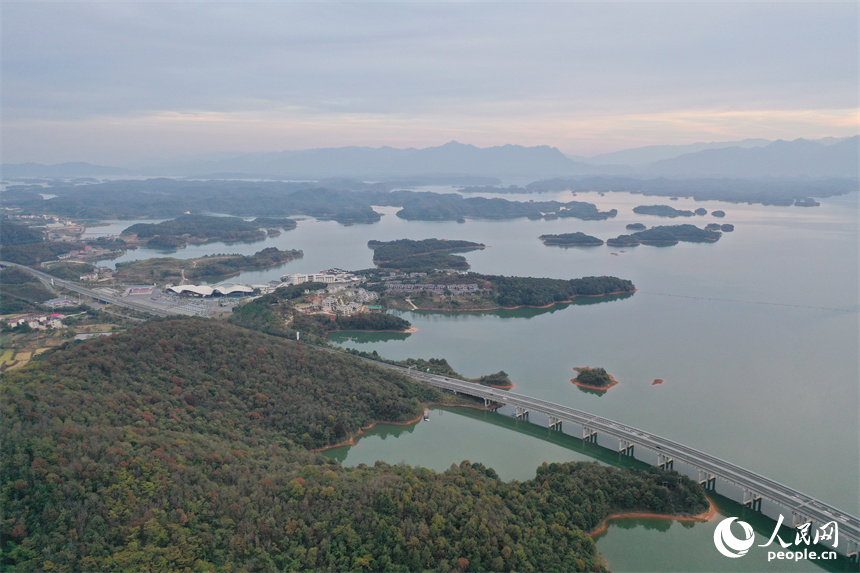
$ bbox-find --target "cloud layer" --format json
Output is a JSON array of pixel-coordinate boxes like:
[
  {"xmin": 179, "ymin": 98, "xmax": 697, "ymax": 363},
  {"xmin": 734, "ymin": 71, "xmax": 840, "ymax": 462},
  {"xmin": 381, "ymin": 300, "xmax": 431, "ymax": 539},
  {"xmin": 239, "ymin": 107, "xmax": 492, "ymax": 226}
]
[{"xmin": 3, "ymin": 2, "xmax": 857, "ymax": 164}]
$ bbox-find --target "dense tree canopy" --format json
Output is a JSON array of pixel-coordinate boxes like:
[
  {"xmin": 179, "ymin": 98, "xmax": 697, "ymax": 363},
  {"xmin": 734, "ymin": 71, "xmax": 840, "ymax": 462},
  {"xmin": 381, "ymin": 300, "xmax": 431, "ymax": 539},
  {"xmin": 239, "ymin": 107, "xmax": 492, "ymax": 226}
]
[
  {"xmin": 368, "ymin": 239, "xmax": 485, "ymax": 271},
  {"xmin": 1, "ymin": 318, "xmax": 709, "ymax": 572}
]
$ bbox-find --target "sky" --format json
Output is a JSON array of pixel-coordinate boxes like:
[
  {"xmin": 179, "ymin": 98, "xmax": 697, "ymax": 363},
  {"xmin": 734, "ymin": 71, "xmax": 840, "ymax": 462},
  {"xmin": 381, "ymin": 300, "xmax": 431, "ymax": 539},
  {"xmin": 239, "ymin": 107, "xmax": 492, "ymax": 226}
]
[{"xmin": 2, "ymin": 2, "xmax": 858, "ymax": 166}]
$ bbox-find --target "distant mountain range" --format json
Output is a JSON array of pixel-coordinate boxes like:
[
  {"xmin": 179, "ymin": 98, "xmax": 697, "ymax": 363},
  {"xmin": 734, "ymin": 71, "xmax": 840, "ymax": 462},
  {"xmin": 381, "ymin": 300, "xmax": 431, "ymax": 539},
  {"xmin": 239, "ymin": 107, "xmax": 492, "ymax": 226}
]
[{"xmin": 3, "ymin": 136, "xmax": 857, "ymax": 181}]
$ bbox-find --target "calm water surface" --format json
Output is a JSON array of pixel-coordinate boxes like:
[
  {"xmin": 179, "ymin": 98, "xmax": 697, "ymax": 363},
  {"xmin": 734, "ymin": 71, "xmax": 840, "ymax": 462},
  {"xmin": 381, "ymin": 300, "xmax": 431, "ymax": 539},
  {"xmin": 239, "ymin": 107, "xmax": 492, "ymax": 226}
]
[{"xmin": 93, "ymin": 191, "xmax": 859, "ymax": 571}]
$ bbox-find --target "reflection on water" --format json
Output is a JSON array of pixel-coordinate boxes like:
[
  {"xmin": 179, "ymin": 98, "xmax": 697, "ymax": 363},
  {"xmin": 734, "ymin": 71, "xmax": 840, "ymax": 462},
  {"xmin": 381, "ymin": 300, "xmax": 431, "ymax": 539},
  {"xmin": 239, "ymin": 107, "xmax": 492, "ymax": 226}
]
[{"xmin": 328, "ymin": 330, "xmax": 413, "ymax": 345}]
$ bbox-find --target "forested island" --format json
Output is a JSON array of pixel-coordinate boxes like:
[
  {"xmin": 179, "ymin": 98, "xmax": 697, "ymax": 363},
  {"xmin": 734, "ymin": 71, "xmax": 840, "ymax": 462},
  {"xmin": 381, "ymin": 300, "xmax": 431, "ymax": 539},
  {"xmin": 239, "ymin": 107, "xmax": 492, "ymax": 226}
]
[
  {"xmin": 1, "ymin": 318, "xmax": 710, "ymax": 571},
  {"xmin": 377, "ymin": 271, "xmax": 636, "ymax": 311},
  {"xmin": 607, "ymin": 225, "xmax": 722, "ymax": 247},
  {"xmin": 368, "ymin": 238, "xmax": 486, "ymax": 271},
  {"xmin": 632, "ymin": 205, "xmax": 695, "ymax": 218},
  {"xmin": 122, "ymin": 214, "xmax": 295, "ymax": 248},
  {"xmin": 112, "ymin": 247, "xmax": 303, "ymax": 283},
  {"xmin": 572, "ymin": 367, "xmax": 619, "ymax": 391},
  {"xmin": 539, "ymin": 232, "xmax": 604, "ymax": 246}
]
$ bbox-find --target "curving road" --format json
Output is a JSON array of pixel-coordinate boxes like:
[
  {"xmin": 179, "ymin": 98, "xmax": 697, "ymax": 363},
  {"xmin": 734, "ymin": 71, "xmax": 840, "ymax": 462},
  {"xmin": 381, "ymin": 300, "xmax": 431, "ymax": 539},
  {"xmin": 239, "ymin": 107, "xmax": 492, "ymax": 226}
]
[
  {"xmin": 2, "ymin": 262, "xmax": 178, "ymax": 317},
  {"xmin": 361, "ymin": 357, "xmax": 860, "ymax": 555}
]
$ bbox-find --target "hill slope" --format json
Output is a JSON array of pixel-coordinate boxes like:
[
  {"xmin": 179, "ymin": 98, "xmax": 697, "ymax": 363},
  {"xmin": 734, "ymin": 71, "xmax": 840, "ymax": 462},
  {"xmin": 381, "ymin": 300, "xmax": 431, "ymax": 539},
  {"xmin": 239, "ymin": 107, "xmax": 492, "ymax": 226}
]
[{"xmin": 1, "ymin": 318, "xmax": 708, "ymax": 572}]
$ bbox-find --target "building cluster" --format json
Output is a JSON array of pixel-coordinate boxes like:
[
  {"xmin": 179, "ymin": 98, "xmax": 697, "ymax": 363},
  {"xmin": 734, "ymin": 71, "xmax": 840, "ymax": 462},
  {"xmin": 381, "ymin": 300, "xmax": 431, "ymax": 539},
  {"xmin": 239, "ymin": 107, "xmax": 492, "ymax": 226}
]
[
  {"xmin": 57, "ymin": 245, "xmax": 121, "ymax": 261},
  {"xmin": 5, "ymin": 314, "xmax": 65, "ymax": 330},
  {"xmin": 302, "ymin": 286, "xmax": 378, "ymax": 315},
  {"xmin": 79, "ymin": 267, "xmax": 114, "ymax": 282},
  {"xmin": 385, "ymin": 282, "xmax": 484, "ymax": 295},
  {"xmin": 280, "ymin": 269, "xmax": 359, "ymax": 286}
]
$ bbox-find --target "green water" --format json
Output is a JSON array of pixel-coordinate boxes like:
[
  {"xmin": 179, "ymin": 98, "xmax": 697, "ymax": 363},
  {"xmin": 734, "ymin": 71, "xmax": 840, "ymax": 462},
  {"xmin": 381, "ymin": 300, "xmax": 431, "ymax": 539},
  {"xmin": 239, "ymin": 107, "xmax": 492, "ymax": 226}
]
[{"xmin": 95, "ymin": 190, "xmax": 860, "ymax": 571}]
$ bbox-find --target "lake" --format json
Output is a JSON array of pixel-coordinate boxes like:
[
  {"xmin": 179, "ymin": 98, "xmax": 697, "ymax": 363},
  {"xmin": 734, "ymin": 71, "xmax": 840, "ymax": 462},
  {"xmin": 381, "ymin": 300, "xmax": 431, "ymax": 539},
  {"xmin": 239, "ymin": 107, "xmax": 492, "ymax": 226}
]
[{"xmin": 95, "ymin": 189, "xmax": 859, "ymax": 571}]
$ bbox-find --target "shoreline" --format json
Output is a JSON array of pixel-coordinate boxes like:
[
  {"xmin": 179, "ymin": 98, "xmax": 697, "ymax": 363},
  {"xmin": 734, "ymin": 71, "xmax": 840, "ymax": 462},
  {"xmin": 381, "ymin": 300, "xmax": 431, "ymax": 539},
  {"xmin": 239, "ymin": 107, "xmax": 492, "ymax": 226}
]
[
  {"xmin": 398, "ymin": 289, "xmax": 636, "ymax": 313},
  {"xmin": 572, "ymin": 366, "xmax": 619, "ymax": 391},
  {"xmin": 589, "ymin": 496, "xmax": 717, "ymax": 538},
  {"xmin": 313, "ymin": 401, "xmax": 495, "ymax": 453},
  {"xmin": 373, "ymin": 244, "xmax": 488, "ymax": 265},
  {"xmin": 326, "ymin": 327, "xmax": 418, "ymax": 337}
]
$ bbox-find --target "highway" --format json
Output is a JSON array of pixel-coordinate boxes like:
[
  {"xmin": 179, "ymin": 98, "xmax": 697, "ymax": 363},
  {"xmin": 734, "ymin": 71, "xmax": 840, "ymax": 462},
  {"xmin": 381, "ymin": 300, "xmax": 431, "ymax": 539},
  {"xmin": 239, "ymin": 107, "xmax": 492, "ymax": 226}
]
[
  {"xmin": 2, "ymin": 262, "xmax": 179, "ymax": 317},
  {"xmin": 359, "ymin": 357, "xmax": 860, "ymax": 554}
]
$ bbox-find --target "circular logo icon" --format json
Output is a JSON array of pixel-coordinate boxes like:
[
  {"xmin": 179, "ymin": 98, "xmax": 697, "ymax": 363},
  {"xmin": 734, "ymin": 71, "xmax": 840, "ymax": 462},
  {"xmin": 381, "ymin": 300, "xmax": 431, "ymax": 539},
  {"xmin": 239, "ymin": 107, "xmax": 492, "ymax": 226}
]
[{"xmin": 713, "ymin": 517, "xmax": 755, "ymax": 558}]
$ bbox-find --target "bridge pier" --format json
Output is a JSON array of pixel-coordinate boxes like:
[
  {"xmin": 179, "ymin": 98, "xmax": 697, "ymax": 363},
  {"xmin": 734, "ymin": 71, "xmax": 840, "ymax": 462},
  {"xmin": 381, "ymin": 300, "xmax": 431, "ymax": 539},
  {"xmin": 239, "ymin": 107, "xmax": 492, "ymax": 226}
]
[
  {"xmin": 618, "ymin": 439, "xmax": 634, "ymax": 456},
  {"xmin": 514, "ymin": 406, "xmax": 529, "ymax": 419},
  {"xmin": 582, "ymin": 426, "xmax": 597, "ymax": 443},
  {"xmin": 697, "ymin": 470, "xmax": 716, "ymax": 490},
  {"xmin": 547, "ymin": 416, "xmax": 562, "ymax": 431},
  {"xmin": 792, "ymin": 512, "xmax": 811, "ymax": 528},
  {"xmin": 483, "ymin": 398, "xmax": 501, "ymax": 410},
  {"xmin": 742, "ymin": 489, "xmax": 762, "ymax": 512},
  {"xmin": 657, "ymin": 453, "xmax": 674, "ymax": 470},
  {"xmin": 846, "ymin": 540, "xmax": 858, "ymax": 562}
]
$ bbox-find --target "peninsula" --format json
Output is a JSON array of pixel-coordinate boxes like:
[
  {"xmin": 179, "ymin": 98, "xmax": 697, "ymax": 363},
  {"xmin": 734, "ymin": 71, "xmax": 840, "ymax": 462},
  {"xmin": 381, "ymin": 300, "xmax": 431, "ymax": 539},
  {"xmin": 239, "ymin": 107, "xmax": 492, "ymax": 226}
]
[{"xmin": 112, "ymin": 247, "xmax": 303, "ymax": 283}]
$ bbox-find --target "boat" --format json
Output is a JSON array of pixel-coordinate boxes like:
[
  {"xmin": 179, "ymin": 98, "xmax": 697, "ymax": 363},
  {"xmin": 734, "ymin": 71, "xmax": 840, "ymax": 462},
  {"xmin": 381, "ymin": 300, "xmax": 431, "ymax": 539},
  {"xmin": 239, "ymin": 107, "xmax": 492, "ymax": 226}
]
[{"xmin": 423, "ymin": 408, "xmax": 430, "ymax": 421}]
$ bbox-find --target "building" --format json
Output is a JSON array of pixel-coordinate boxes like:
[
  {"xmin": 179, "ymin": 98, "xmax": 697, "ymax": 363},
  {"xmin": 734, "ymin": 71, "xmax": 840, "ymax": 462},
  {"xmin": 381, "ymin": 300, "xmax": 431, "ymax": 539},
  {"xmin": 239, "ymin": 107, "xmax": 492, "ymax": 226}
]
[{"xmin": 167, "ymin": 282, "xmax": 254, "ymax": 298}]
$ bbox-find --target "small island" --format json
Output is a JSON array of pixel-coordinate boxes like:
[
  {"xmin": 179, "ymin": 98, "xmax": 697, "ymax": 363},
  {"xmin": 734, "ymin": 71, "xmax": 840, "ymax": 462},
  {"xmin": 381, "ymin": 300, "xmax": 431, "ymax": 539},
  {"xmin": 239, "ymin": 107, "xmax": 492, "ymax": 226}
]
[
  {"xmin": 539, "ymin": 232, "xmax": 604, "ymax": 246},
  {"xmin": 711, "ymin": 210, "xmax": 726, "ymax": 217},
  {"xmin": 625, "ymin": 223, "xmax": 646, "ymax": 230},
  {"xmin": 720, "ymin": 224, "xmax": 734, "ymax": 232},
  {"xmin": 572, "ymin": 367, "xmax": 618, "ymax": 391},
  {"xmin": 632, "ymin": 205, "xmax": 695, "ymax": 218},
  {"xmin": 606, "ymin": 234, "xmax": 641, "ymax": 247}
]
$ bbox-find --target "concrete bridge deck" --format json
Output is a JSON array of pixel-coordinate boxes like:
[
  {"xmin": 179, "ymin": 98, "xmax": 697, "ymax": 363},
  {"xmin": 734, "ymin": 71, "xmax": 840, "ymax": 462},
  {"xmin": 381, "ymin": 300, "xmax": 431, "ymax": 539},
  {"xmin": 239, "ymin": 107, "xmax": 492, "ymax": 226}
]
[{"xmin": 364, "ymin": 358, "xmax": 859, "ymax": 557}]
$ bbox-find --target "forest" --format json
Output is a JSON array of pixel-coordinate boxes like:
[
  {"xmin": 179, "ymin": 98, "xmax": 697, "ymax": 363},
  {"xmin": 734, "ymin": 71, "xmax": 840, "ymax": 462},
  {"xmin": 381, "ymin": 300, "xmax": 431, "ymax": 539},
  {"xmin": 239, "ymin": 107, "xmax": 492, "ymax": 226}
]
[
  {"xmin": 43, "ymin": 261, "xmax": 97, "ymax": 281},
  {"xmin": 375, "ymin": 191, "xmax": 617, "ymax": 221},
  {"xmin": 607, "ymin": 225, "xmax": 722, "ymax": 247},
  {"xmin": 1, "ymin": 220, "xmax": 45, "ymax": 246},
  {"xmin": 572, "ymin": 367, "xmax": 617, "ymax": 389},
  {"xmin": 1, "ymin": 318, "xmax": 709, "ymax": 572},
  {"xmin": 122, "ymin": 214, "xmax": 270, "ymax": 247},
  {"xmin": 0, "ymin": 266, "xmax": 57, "ymax": 313},
  {"xmin": 368, "ymin": 239, "xmax": 485, "ymax": 271},
  {"xmin": 632, "ymin": 205, "xmax": 695, "ymax": 218},
  {"xmin": 478, "ymin": 274, "xmax": 636, "ymax": 308},
  {"xmin": 539, "ymin": 232, "xmax": 604, "ymax": 246}
]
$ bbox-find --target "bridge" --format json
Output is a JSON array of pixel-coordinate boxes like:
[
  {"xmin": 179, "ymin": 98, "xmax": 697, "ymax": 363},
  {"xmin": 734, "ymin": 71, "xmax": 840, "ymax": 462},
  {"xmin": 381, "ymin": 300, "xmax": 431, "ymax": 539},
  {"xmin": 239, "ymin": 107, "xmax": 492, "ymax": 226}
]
[{"xmin": 359, "ymin": 356, "xmax": 860, "ymax": 559}]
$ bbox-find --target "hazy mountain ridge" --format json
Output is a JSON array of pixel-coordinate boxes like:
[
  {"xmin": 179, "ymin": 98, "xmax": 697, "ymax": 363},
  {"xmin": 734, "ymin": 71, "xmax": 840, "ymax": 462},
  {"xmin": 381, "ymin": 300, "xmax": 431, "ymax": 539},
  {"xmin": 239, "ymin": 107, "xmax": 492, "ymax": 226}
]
[
  {"xmin": 643, "ymin": 136, "xmax": 859, "ymax": 178},
  {"xmin": 4, "ymin": 136, "xmax": 856, "ymax": 181}
]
